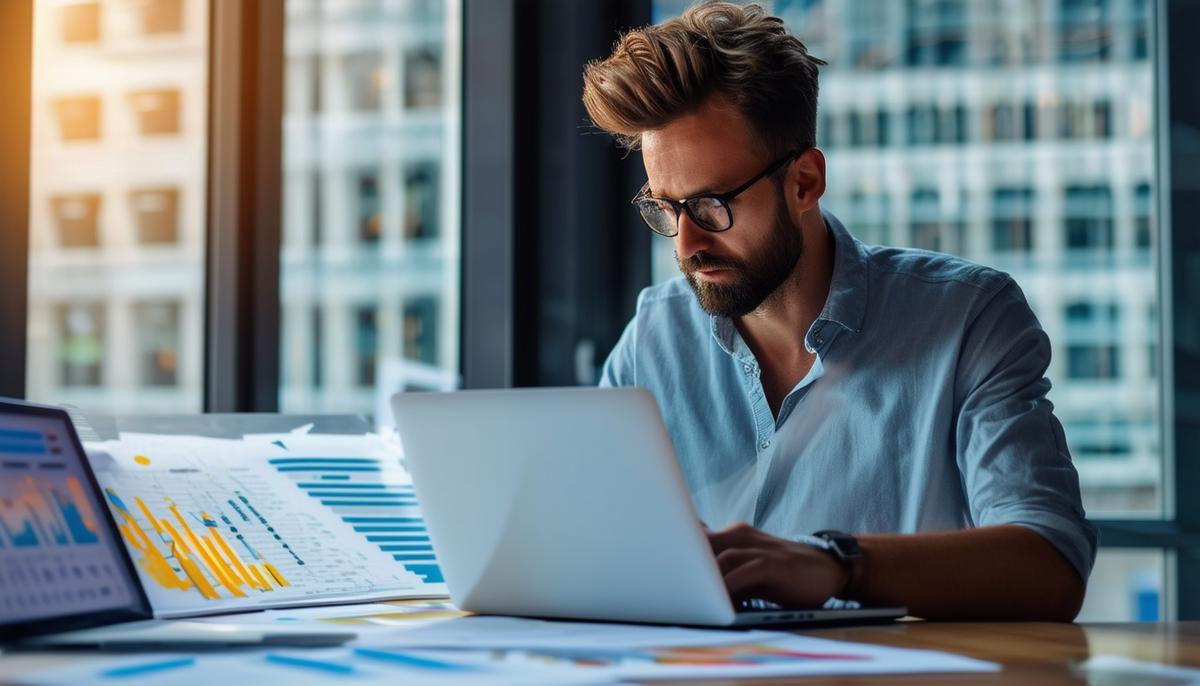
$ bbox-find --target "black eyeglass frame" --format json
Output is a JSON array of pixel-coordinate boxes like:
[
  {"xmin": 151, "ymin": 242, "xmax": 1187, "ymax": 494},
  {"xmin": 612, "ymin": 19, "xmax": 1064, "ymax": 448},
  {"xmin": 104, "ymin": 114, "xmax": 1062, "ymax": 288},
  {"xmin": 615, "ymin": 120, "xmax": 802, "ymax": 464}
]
[{"xmin": 631, "ymin": 148, "xmax": 804, "ymax": 237}]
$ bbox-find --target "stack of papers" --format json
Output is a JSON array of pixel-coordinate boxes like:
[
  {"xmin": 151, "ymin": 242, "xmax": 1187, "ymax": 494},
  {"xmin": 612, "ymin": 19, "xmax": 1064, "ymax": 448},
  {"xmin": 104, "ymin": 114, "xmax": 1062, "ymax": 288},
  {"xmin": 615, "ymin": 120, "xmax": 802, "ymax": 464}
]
[
  {"xmin": 84, "ymin": 429, "xmax": 447, "ymax": 618},
  {"xmin": 19, "ymin": 613, "xmax": 1000, "ymax": 684}
]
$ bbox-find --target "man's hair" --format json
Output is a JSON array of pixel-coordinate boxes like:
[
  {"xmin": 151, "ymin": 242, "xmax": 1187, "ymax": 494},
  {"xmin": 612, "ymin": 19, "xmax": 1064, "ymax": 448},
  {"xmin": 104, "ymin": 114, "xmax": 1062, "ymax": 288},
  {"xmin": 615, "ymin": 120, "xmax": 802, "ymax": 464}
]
[{"xmin": 582, "ymin": 2, "xmax": 826, "ymax": 157}]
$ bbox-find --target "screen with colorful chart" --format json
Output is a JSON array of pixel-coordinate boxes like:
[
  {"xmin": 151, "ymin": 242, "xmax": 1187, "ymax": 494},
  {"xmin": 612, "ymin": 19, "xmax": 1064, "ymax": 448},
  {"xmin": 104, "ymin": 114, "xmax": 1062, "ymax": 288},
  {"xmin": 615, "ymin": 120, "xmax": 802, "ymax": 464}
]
[
  {"xmin": 0, "ymin": 410, "xmax": 141, "ymax": 626},
  {"xmin": 85, "ymin": 432, "xmax": 445, "ymax": 618}
]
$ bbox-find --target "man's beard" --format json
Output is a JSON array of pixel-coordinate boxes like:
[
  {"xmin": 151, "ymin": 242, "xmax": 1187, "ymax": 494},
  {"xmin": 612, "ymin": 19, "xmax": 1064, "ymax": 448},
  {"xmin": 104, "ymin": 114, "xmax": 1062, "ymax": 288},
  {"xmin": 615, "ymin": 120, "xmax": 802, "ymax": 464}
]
[{"xmin": 677, "ymin": 200, "xmax": 804, "ymax": 318}]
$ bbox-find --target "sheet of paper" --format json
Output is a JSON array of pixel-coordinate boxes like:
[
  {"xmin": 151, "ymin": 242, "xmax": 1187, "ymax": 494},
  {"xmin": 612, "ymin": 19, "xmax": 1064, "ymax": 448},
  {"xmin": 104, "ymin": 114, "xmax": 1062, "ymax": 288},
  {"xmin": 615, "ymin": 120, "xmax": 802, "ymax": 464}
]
[
  {"xmin": 85, "ymin": 432, "xmax": 446, "ymax": 618},
  {"xmin": 189, "ymin": 600, "xmax": 466, "ymax": 632},
  {"xmin": 484, "ymin": 634, "xmax": 999, "ymax": 680},
  {"xmin": 359, "ymin": 614, "xmax": 793, "ymax": 649},
  {"xmin": 13, "ymin": 649, "xmax": 619, "ymax": 686}
]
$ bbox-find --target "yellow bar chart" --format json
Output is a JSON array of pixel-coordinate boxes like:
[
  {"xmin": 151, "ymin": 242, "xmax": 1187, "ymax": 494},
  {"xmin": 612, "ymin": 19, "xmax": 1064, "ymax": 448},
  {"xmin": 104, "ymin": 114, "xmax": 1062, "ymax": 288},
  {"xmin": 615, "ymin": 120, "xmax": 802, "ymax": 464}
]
[{"xmin": 104, "ymin": 487, "xmax": 289, "ymax": 600}]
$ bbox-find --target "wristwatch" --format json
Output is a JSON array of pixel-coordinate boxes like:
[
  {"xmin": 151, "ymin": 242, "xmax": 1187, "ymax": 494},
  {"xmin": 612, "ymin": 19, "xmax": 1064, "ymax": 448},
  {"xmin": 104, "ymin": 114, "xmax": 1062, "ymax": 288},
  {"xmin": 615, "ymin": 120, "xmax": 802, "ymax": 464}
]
[{"xmin": 812, "ymin": 530, "xmax": 864, "ymax": 598}]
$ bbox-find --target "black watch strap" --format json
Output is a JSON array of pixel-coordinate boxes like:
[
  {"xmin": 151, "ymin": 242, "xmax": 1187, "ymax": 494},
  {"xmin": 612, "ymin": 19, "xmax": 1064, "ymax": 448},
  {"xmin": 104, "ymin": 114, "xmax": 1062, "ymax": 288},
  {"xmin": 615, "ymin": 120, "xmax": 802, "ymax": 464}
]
[{"xmin": 813, "ymin": 530, "xmax": 864, "ymax": 598}]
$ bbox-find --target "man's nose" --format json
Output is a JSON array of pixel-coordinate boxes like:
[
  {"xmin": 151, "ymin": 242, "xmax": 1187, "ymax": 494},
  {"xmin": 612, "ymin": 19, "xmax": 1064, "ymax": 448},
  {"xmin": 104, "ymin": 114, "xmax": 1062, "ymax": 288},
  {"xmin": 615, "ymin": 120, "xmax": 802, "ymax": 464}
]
[{"xmin": 674, "ymin": 209, "xmax": 714, "ymax": 262}]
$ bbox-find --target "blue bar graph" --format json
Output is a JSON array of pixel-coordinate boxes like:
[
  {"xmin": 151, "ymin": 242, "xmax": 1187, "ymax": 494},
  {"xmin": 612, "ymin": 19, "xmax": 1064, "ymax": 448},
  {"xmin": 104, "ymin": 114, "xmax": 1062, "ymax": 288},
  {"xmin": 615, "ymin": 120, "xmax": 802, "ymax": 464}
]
[{"xmin": 269, "ymin": 455, "xmax": 444, "ymax": 585}]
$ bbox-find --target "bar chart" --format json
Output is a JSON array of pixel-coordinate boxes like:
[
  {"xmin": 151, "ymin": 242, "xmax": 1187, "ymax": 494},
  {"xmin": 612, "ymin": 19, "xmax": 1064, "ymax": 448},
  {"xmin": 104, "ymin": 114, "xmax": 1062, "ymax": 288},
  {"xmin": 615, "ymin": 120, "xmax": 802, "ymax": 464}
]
[
  {"xmin": 87, "ymin": 432, "xmax": 441, "ymax": 616},
  {"xmin": 1, "ymin": 421, "xmax": 137, "ymax": 622},
  {"xmin": 267, "ymin": 456, "xmax": 444, "ymax": 584},
  {"xmin": 102, "ymin": 487, "xmax": 292, "ymax": 601}
]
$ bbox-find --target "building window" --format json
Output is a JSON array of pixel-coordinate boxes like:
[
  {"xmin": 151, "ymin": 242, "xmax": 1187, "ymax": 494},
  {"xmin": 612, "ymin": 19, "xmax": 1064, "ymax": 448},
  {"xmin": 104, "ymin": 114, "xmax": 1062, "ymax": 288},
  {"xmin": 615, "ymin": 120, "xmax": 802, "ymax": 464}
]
[
  {"xmin": 905, "ymin": 0, "xmax": 968, "ymax": 67},
  {"xmin": 345, "ymin": 53, "xmax": 385, "ymax": 111},
  {"xmin": 1067, "ymin": 344, "xmax": 1120, "ymax": 379},
  {"xmin": 404, "ymin": 49, "xmax": 442, "ymax": 109},
  {"xmin": 1134, "ymin": 182, "xmax": 1152, "ymax": 250},
  {"xmin": 59, "ymin": 2, "xmax": 101, "ymax": 44},
  {"xmin": 1059, "ymin": 0, "xmax": 1111, "ymax": 62},
  {"xmin": 907, "ymin": 105, "xmax": 938, "ymax": 145},
  {"xmin": 58, "ymin": 303, "xmax": 104, "ymax": 387},
  {"xmin": 355, "ymin": 306, "xmax": 378, "ymax": 387},
  {"xmin": 403, "ymin": 297, "xmax": 438, "ymax": 365},
  {"xmin": 310, "ymin": 306, "xmax": 323, "ymax": 387},
  {"xmin": 1063, "ymin": 185, "xmax": 1113, "ymax": 251},
  {"xmin": 129, "ymin": 187, "xmax": 180, "ymax": 244},
  {"xmin": 128, "ymin": 89, "xmax": 181, "ymax": 136},
  {"xmin": 992, "ymin": 188, "xmax": 1035, "ymax": 252},
  {"xmin": 404, "ymin": 162, "xmax": 439, "ymax": 240},
  {"xmin": 909, "ymin": 188, "xmax": 963, "ymax": 253},
  {"xmin": 134, "ymin": 301, "xmax": 180, "ymax": 387},
  {"xmin": 53, "ymin": 96, "xmax": 102, "ymax": 141},
  {"xmin": 50, "ymin": 193, "xmax": 102, "ymax": 248},
  {"xmin": 357, "ymin": 172, "xmax": 382, "ymax": 243},
  {"xmin": 844, "ymin": 0, "xmax": 896, "ymax": 68},
  {"xmin": 130, "ymin": 0, "xmax": 184, "ymax": 35}
]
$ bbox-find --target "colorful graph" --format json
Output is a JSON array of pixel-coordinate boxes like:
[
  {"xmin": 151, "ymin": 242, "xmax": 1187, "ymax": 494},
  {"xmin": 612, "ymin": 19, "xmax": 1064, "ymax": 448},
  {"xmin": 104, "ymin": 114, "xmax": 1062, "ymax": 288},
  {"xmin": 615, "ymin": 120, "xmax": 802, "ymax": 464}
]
[
  {"xmin": 0, "ymin": 475, "xmax": 101, "ymax": 549},
  {"xmin": 103, "ymin": 487, "xmax": 291, "ymax": 600},
  {"xmin": 267, "ymin": 456, "xmax": 444, "ymax": 584}
]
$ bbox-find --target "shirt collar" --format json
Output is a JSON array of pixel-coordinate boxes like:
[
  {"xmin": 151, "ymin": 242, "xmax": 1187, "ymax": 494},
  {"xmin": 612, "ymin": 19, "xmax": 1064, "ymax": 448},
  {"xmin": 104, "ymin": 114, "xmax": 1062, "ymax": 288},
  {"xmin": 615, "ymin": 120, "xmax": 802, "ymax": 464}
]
[{"xmin": 708, "ymin": 208, "xmax": 869, "ymax": 358}]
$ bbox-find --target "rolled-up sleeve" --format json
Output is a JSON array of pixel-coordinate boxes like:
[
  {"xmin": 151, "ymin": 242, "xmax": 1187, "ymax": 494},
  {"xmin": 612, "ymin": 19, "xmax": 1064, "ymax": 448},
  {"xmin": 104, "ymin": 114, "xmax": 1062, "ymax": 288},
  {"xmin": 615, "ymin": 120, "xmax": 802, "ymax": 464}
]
[{"xmin": 955, "ymin": 279, "xmax": 1098, "ymax": 581}]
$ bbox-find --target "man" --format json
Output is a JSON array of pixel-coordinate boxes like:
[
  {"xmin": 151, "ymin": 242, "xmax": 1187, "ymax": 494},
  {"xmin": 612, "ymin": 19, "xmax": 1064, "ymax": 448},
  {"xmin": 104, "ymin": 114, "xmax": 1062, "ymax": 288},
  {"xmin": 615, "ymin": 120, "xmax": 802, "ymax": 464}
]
[{"xmin": 583, "ymin": 2, "xmax": 1095, "ymax": 621}]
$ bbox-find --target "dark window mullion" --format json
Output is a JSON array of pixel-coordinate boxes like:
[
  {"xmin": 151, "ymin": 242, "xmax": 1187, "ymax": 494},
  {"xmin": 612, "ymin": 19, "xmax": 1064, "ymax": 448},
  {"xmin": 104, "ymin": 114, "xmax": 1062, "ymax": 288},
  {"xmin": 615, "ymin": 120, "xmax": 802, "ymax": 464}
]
[{"xmin": 0, "ymin": 0, "xmax": 33, "ymax": 399}]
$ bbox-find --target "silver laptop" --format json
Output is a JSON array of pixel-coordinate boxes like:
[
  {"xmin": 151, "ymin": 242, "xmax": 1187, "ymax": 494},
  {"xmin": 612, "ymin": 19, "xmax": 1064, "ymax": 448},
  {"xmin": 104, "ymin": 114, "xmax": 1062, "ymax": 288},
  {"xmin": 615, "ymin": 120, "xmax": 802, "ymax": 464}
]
[
  {"xmin": 392, "ymin": 387, "xmax": 905, "ymax": 627},
  {"xmin": 0, "ymin": 398, "xmax": 354, "ymax": 648}
]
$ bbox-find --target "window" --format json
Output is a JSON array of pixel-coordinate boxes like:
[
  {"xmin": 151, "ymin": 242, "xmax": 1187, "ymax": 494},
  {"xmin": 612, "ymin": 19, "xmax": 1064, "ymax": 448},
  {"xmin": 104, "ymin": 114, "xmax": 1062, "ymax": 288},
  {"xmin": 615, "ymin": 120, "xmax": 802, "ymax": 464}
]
[
  {"xmin": 1134, "ymin": 182, "xmax": 1153, "ymax": 250},
  {"xmin": 50, "ymin": 193, "xmax": 101, "ymax": 248},
  {"xmin": 27, "ymin": 0, "xmax": 208, "ymax": 415},
  {"xmin": 1067, "ymin": 344, "xmax": 1121, "ymax": 380},
  {"xmin": 281, "ymin": 0, "xmax": 461, "ymax": 413},
  {"xmin": 56, "ymin": 304, "xmax": 104, "ymax": 387},
  {"xmin": 355, "ymin": 306, "xmax": 378, "ymax": 387},
  {"xmin": 1059, "ymin": 0, "xmax": 1111, "ymax": 62},
  {"xmin": 403, "ymin": 297, "xmax": 439, "ymax": 365},
  {"xmin": 906, "ymin": 0, "xmax": 968, "ymax": 66},
  {"xmin": 404, "ymin": 49, "xmax": 442, "ymax": 109},
  {"xmin": 128, "ymin": 89, "xmax": 181, "ymax": 136},
  {"xmin": 59, "ymin": 1, "xmax": 101, "ymax": 44},
  {"xmin": 129, "ymin": 187, "xmax": 180, "ymax": 244},
  {"xmin": 53, "ymin": 96, "xmax": 101, "ymax": 141},
  {"xmin": 134, "ymin": 301, "xmax": 180, "ymax": 387},
  {"xmin": 404, "ymin": 162, "xmax": 440, "ymax": 240},
  {"xmin": 131, "ymin": 0, "xmax": 184, "ymax": 36},
  {"xmin": 357, "ymin": 172, "xmax": 382, "ymax": 244},
  {"xmin": 651, "ymin": 0, "xmax": 1162, "ymax": 528},
  {"xmin": 1063, "ymin": 185, "xmax": 1113, "ymax": 253},
  {"xmin": 344, "ymin": 52, "xmax": 385, "ymax": 111},
  {"xmin": 992, "ymin": 188, "xmax": 1035, "ymax": 253}
]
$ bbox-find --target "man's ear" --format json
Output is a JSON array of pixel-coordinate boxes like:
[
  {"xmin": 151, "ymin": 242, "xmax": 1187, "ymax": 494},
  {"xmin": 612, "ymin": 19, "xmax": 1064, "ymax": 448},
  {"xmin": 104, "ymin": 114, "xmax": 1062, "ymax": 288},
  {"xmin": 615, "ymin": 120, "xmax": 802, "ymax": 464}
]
[{"xmin": 786, "ymin": 148, "xmax": 826, "ymax": 214}]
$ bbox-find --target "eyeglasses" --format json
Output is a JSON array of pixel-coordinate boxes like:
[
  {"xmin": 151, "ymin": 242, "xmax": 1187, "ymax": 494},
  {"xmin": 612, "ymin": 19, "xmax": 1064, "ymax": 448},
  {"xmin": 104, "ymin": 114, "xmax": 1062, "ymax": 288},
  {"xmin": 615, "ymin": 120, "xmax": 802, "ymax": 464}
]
[{"xmin": 632, "ymin": 149, "xmax": 802, "ymax": 237}]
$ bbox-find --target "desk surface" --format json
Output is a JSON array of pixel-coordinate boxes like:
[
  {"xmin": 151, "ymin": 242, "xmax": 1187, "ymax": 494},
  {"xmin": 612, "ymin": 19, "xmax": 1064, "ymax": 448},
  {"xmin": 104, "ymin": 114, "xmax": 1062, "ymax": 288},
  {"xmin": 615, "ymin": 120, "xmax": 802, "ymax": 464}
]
[{"xmin": 2, "ymin": 622, "xmax": 1197, "ymax": 685}]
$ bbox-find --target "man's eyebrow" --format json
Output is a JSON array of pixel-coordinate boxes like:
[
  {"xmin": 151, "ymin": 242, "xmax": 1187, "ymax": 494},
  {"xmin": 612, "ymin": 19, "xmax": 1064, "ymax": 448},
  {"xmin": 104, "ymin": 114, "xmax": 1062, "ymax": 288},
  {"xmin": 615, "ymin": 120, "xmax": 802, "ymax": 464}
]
[{"xmin": 645, "ymin": 182, "xmax": 722, "ymax": 200}]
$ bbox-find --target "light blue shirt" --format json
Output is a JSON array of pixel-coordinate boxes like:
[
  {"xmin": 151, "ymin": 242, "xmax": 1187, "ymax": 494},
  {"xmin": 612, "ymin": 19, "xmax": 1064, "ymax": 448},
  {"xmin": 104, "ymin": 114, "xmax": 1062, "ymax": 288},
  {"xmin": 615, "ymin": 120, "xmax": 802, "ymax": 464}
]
[{"xmin": 600, "ymin": 210, "xmax": 1097, "ymax": 580}]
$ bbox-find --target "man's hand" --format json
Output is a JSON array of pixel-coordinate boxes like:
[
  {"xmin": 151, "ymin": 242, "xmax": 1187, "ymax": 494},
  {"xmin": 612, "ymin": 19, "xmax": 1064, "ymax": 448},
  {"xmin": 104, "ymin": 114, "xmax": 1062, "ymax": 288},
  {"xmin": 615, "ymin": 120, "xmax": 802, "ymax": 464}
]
[{"xmin": 706, "ymin": 523, "xmax": 847, "ymax": 608}]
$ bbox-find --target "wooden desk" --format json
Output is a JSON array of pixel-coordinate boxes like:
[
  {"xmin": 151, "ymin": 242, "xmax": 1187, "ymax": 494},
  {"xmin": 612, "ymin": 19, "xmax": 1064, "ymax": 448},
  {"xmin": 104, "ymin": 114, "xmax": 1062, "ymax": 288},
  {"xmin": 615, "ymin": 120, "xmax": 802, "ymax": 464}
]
[
  {"xmin": 2, "ymin": 622, "xmax": 1198, "ymax": 684},
  {"xmin": 692, "ymin": 622, "xmax": 1200, "ymax": 685}
]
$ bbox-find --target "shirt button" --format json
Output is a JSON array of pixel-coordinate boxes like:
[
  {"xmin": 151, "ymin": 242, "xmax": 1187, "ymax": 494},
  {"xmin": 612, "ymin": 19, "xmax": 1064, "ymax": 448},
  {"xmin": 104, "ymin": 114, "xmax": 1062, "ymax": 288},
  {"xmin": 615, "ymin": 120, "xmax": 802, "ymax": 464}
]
[
  {"xmin": 760, "ymin": 440, "xmax": 772, "ymax": 449},
  {"xmin": 814, "ymin": 335, "xmax": 824, "ymax": 345}
]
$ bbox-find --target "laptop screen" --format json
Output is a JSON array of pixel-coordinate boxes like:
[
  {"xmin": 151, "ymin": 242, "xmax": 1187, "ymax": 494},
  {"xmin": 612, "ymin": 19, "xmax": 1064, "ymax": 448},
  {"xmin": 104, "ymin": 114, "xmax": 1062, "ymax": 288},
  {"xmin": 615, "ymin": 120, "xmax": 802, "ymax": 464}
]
[{"xmin": 0, "ymin": 401, "xmax": 145, "ymax": 638}]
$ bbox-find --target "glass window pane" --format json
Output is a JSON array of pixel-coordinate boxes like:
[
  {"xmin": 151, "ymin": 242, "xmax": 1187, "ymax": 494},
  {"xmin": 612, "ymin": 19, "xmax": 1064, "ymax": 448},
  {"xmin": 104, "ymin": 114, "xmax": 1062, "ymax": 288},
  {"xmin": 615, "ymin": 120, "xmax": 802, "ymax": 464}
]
[
  {"xmin": 1077, "ymin": 548, "xmax": 1166, "ymax": 622},
  {"xmin": 27, "ymin": 0, "xmax": 208, "ymax": 414},
  {"xmin": 649, "ymin": 0, "xmax": 1161, "ymax": 516},
  {"xmin": 281, "ymin": 0, "xmax": 462, "ymax": 414}
]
